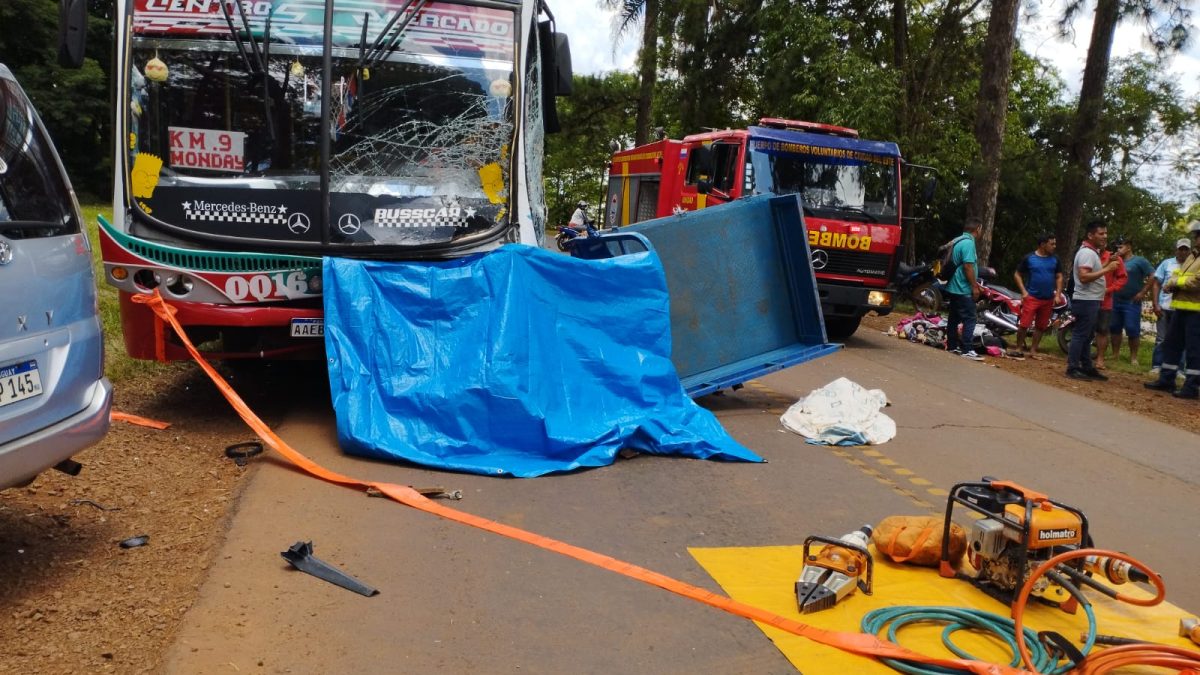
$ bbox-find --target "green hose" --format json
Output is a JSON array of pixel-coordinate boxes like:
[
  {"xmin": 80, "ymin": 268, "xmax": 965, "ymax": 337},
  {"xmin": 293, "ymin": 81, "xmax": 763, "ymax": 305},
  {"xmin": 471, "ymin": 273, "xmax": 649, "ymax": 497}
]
[{"xmin": 860, "ymin": 604, "xmax": 1096, "ymax": 675}]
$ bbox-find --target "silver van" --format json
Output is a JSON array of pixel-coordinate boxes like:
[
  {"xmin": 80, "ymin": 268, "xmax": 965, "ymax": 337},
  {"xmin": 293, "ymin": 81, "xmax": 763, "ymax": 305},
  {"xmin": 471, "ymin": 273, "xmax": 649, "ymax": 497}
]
[{"xmin": 0, "ymin": 64, "xmax": 111, "ymax": 489}]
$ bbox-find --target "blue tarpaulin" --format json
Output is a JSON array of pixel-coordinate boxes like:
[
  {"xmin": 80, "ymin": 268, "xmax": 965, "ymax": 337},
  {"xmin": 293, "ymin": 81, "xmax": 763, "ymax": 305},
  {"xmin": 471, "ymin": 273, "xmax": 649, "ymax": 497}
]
[{"xmin": 323, "ymin": 245, "xmax": 761, "ymax": 477}]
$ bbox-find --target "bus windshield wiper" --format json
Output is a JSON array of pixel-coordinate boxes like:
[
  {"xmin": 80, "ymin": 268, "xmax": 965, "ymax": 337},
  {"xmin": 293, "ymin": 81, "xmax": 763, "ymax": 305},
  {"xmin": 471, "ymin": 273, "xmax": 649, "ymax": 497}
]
[
  {"xmin": 220, "ymin": 1, "xmax": 277, "ymax": 158},
  {"xmin": 827, "ymin": 205, "xmax": 878, "ymax": 223},
  {"xmin": 360, "ymin": 0, "xmax": 429, "ymax": 73}
]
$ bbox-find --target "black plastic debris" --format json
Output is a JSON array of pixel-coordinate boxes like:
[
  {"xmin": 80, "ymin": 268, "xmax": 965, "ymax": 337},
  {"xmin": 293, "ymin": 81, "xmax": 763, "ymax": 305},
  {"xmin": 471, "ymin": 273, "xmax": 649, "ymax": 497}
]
[
  {"xmin": 119, "ymin": 535, "xmax": 150, "ymax": 549},
  {"xmin": 281, "ymin": 541, "xmax": 379, "ymax": 597},
  {"xmin": 224, "ymin": 441, "xmax": 264, "ymax": 467}
]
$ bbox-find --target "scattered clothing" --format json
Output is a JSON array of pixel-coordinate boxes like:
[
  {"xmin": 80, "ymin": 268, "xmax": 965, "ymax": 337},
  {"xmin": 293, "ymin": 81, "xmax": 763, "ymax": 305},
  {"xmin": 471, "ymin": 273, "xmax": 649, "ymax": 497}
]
[{"xmin": 780, "ymin": 378, "xmax": 896, "ymax": 446}]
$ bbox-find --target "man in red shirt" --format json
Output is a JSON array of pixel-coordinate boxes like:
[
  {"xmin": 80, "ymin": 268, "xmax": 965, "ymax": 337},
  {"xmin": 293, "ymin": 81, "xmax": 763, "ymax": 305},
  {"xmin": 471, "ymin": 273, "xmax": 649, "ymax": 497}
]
[{"xmin": 1094, "ymin": 239, "xmax": 1129, "ymax": 370}]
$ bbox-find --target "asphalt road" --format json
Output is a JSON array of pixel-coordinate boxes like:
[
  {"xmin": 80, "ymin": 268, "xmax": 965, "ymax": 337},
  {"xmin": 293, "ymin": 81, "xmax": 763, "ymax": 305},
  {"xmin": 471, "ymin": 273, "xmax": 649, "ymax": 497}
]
[{"xmin": 161, "ymin": 329, "xmax": 1200, "ymax": 674}]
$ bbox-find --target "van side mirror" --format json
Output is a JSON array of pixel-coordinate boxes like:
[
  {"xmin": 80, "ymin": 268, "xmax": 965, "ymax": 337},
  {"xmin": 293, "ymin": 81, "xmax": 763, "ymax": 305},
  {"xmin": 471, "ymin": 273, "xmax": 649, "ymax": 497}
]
[{"xmin": 58, "ymin": 0, "xmax": 89, "ymax": 69}]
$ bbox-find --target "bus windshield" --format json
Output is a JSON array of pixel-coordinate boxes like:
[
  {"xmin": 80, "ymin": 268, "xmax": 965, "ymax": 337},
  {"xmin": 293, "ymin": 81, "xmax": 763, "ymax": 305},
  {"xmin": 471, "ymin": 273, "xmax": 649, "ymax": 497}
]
[
  {"xmin": 748, "ymin": 144, "xmax": 898, "ymax": 225},
  {"xmin": 127, "ymin": 0, "xmax": 517, "ymax": 248}
]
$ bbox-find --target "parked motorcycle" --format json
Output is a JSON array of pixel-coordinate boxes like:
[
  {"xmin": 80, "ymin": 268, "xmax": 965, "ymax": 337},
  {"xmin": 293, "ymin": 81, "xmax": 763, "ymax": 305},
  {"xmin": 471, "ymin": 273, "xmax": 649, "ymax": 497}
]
[{"xmin": 894, "ymin": 261, "xmax": 942, "ymax": 315}]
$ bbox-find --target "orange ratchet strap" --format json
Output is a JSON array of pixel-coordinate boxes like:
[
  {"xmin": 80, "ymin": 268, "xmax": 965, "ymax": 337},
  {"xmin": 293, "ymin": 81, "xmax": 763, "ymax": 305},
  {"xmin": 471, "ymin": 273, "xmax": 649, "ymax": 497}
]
[
  {"xmin": 131, "ymin": 291, "xmax": 1023, "ymax": 675},
  {"xmin": 111, "ymin": 411, "xmax": 172, "ymax": 430}
]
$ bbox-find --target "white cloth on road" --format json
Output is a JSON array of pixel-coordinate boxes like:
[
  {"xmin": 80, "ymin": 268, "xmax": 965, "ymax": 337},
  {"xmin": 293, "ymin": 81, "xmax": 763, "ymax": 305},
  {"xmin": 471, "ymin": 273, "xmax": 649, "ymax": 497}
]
[{"xmin": 780, "ymin": 377, "xmax": 896, "ymax": 446}]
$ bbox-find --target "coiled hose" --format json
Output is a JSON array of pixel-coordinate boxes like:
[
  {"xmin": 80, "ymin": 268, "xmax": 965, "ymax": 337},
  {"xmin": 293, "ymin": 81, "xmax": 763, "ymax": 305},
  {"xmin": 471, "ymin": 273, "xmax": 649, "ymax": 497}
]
[
  {"xmin": 861, "ymin": 604, "xmax": 1096, "ymax": 675},
  {"xmin": 863, "ymin": 548, "xmax": 1200, "ymax": 674}
]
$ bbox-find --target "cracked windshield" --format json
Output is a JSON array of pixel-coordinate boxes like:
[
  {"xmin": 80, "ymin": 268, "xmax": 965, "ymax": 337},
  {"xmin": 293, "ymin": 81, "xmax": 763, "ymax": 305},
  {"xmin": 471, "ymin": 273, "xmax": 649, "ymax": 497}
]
[
  {"xmin": 127, "ymin": 0, "xmax": 516, "ymax": 247},
  {"xmin": 749, "ymin": 144, "xmax": 898, "ymax": 225}
]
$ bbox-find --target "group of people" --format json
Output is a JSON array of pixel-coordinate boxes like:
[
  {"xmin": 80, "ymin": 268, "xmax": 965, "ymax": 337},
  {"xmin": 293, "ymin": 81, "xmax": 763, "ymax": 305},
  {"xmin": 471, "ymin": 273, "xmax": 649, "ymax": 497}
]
[{"xmin": 939, "ymin": 217, "xmax": 1200, "ymax": 399}]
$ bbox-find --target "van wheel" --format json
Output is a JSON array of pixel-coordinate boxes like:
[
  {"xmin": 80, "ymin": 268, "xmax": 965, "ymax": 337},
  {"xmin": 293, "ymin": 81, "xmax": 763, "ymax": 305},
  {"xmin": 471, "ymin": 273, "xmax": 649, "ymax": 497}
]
[{"xmin": 824, "ymin": 316, "xmax": 862, "ymax": 341}]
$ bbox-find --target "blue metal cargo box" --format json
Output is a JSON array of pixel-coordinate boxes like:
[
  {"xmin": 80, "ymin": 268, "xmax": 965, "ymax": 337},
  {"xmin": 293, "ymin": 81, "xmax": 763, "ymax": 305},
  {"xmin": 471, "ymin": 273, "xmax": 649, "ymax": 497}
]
[{"xmin": 571, "ymin": 194, "xmax": 839, "ymax": 397}]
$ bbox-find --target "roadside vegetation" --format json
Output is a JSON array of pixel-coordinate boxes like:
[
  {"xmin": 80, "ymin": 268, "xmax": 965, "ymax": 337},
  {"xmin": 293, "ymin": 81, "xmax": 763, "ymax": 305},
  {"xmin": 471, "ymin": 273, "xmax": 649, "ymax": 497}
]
[{"xmin": 80, "ymin": 205, "xmax": 182, "ymax": 387}]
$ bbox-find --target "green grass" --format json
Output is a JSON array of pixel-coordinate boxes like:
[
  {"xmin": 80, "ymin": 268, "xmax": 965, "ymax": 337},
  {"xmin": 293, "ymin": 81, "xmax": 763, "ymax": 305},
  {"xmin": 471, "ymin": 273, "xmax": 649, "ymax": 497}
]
[{"xmin": 81, "ymin": 204, "xmax": 180, "ymax": 386}]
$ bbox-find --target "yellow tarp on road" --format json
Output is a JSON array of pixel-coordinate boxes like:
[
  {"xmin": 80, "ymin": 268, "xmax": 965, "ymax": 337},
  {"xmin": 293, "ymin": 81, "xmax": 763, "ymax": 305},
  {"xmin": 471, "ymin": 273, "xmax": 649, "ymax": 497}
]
[{"xmin": 690, "ymin": 545, "xmax": 1196, "ymax": 674}]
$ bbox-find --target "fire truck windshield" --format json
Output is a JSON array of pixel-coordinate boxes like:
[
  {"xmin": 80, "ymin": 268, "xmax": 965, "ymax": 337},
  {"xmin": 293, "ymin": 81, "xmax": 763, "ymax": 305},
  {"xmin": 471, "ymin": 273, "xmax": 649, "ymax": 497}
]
[
  {"xmin": 748, "ymin": 147, "xmax": 898, "ymax": 224},
  {"xmin": 125, "ymin": 1, "xmax": 517, "ymax": 247}
]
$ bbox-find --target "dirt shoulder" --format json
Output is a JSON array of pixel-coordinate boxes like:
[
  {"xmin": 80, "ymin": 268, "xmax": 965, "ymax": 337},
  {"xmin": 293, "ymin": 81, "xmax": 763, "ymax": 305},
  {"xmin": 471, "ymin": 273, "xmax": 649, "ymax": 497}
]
[
  {"xmin": 0, "ymin": 362, "xmax": 311, "ymax": 674},
  {"xmin": 862, "ymin": 312, "xmax": 1200, "ymax": 436}
]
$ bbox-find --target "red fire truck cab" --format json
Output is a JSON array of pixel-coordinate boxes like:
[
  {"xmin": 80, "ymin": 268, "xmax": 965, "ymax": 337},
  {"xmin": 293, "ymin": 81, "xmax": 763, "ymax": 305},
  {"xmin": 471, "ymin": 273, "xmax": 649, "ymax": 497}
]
[{"xmin": 605, "ymin": 118, "xmax": 907, "ymax": 338}]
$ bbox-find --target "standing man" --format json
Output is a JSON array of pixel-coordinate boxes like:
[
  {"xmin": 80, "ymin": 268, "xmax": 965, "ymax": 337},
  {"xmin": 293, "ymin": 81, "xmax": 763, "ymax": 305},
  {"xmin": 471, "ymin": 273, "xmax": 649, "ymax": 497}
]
[
  {"xmin": 1145, "ymin": 222, "xmax": 1200, "ymax": 399},
  {"xmin": 1150, "ymin": 238, "xmax": 1194, "ymax": 374},
  {"xmin": 1066, "ymin": 221, "xmax": 1122, "ymax": 381},
  {"xmin": 1093, "ymin": 239, "xmax": 1128, "ymax": 370},
  {"xmin": 1012, "ymin": 233, "xmax": 1063, "ymax": 359},
  {"xmin": 945, "ymin": 218, "xmax": 985, "ymax": 361},
  {"xmin": 1108, "ymin": 238, "xmax": 1155, "ymax": 367}
]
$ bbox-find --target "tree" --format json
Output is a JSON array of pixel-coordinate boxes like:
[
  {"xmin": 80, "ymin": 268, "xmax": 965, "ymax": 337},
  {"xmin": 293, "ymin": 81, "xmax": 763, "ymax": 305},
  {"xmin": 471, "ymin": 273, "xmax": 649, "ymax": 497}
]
[
  {"xmin": 601, "ymin": 0, "xmax": 662, "ymax": 146},
  {"xmin": 1054, "ymin": 0, "xmax": 1191, "ymax": 263},
  {"xmin": 963, "ymin": 0, "xmax": 1022, "ymax": 266},
  {"xmin": 0, "ymin": 0, "xmax": 112, "ymax": 199},
  {"xmin": 544, "ymin": 73, "xmax": 640, "ymax": 226}
]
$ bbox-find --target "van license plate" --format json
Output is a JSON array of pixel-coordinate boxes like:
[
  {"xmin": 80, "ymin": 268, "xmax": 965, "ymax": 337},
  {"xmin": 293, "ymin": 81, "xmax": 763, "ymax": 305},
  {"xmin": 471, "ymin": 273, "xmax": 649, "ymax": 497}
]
[
  {"xmin": 0, "ymin": 360, "xmax": 43, "ymax": 408},
  {"xmin": 290, "ymin": 318, "xmax": 324, "ymax": 338}
]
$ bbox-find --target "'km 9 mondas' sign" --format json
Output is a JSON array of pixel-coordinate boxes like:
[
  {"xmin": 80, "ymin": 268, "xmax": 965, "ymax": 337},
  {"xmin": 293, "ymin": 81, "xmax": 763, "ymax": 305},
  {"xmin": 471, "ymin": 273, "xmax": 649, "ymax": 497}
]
[{"xmin": 168, "ymin": 126, "xmax": 246, "ymax": 172}]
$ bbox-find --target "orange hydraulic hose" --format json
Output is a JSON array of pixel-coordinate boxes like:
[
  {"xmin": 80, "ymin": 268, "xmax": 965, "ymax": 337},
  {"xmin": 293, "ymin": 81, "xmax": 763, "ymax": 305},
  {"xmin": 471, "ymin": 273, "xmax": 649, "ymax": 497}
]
[
  {"xmin": 1010, "ymin": 548, "xmax": 1200, "ymax": 674},
  {"xmin": 133, "ymin": 291, "xmax": 1027, "ymax": 675}
]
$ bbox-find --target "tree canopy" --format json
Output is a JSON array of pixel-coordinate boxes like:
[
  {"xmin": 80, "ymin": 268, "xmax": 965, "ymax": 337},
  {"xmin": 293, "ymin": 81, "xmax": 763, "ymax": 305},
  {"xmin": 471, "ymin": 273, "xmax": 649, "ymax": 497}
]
[{"xmin": 556, "ymin": 0, "xmax": 1200, "ymax": 276}]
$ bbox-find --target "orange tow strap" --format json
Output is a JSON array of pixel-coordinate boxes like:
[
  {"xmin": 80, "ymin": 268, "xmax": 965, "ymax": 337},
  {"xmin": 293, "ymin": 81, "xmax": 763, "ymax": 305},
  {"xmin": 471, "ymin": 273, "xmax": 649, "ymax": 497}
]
[
  {"xmin": 131, "ymin": 291, "xmax": 1023, "ymax": 675},
  {"xmin": 112, "ymin": 411, "xmax": 172, "ymax": 430}
]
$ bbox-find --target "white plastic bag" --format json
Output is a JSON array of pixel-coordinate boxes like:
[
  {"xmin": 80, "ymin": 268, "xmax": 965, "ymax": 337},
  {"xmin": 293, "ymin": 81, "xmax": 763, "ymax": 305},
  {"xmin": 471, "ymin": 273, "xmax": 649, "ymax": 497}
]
[{"xmin": 780, "ymin": 377, "xmax": 896, "ymax": 446}]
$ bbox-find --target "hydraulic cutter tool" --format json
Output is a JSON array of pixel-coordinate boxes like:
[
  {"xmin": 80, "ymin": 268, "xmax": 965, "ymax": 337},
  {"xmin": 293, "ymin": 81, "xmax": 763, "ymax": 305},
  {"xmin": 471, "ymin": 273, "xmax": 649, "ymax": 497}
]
[{"xmin": 795, "ymin": 525, "xmax": 875, "ymax": 614}]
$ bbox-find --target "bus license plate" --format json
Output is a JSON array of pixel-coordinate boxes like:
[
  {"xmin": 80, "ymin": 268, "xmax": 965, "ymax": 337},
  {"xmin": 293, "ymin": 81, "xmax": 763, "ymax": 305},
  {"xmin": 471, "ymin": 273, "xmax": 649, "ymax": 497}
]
[
  {"xmin": 290, "ymin": 318, "xmax": 324, "ymax": 338},
  {"xmin": 0, "ymin": 360, "xmax": 43, "ymax": 408}
]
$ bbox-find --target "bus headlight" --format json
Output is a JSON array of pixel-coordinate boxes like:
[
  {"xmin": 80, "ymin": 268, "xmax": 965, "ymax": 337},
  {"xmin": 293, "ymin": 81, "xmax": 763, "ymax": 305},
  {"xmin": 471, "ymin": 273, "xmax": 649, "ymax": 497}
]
[
  {"xmin": 867, "ymin": 291, "xmax": 892, "ymax": 307},
  {"xmin": 133, "ymin": 269, "xmax": 161, "ymax": 290},
  {"xmin": 166, "ymin": 274, "xmax": 194, "ymax": 297}
]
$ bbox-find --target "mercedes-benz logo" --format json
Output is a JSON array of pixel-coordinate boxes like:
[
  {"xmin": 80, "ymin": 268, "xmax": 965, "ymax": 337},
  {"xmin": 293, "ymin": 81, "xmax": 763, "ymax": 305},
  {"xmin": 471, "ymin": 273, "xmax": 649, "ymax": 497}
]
[
  {"xmin": 287, "ymin": 212, "xmax": 311, "ymax": 235},
  {"xmin": 0, "ymin": 240, "xmax": 12, "ymax": 266},
  {"xmin": 811, "ymin": 249, "xmax": 829, "ymax": 270},
  {"xmin": 337, "ymin": 213, "xmax": 362, "ymax": 235}
]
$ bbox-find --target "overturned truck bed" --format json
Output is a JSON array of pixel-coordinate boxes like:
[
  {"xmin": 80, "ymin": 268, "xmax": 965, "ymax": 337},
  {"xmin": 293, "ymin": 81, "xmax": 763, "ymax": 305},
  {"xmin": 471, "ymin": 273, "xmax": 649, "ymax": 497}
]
[{"xmin": 572, "ymin": 194, "xmax": 839, "ymax": 397}]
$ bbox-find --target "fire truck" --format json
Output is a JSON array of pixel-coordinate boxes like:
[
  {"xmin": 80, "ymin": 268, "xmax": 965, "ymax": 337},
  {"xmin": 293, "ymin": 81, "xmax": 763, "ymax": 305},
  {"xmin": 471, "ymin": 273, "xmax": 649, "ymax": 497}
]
[{"xmin": 605, "ymin": 118, "xmax": 923, "ymax": 339}]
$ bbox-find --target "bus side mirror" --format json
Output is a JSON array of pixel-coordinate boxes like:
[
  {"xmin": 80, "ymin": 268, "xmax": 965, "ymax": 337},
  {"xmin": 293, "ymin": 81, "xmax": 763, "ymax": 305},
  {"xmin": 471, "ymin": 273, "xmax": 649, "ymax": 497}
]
[
  {"xmin": 697, "ymin": 179, "xmax": 712, "ymax": 195},
  {"xmin": 58, "ymin": 0, "xmax": 88, "ymax": 69},
  {"xmin": 552, "ymin": 33, "xmax": 573, "ymax": 96},
  {"xmin": 538, "ymin": 24, "xmax": 573, "ymax": 133}
]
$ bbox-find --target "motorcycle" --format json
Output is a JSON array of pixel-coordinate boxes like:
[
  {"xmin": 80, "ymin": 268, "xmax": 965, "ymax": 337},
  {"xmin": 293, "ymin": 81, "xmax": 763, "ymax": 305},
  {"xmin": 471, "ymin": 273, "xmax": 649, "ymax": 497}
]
[
  {"xmin": 937, "ymin": 267, "xmax": 1070, "ymax": 344},
  {"xmin": 894, "ymin": 261, "xmax": 942, "ymax": 315},
  {"xmin": 555, "ymin": 214, "xmax": 602, "ymax": 252}
]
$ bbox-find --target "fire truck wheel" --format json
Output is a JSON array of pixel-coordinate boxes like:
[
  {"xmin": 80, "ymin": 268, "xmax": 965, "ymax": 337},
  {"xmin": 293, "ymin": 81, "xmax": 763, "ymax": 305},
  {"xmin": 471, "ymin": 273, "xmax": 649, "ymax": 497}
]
[{"xmin": 824, "ymin": 315, "xmax": 862, "ymax": 341}]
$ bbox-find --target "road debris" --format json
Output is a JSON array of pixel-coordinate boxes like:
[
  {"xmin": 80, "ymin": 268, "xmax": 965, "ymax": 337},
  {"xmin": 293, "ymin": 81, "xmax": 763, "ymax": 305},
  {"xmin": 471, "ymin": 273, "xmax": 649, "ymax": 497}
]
[
  {"xmin": 119, "ymin": 535, "xmax": 151, "ymax": 549},
  {"xmin": 280, "ymin": 541, "xmax": 379, "ymax": 597}
]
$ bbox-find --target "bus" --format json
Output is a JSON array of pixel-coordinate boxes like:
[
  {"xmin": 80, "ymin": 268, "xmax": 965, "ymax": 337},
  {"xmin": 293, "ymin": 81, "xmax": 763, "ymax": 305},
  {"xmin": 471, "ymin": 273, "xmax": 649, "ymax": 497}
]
[{"xmin": 60, "ymin": 0, "xmax": 571, "ymax": 360}]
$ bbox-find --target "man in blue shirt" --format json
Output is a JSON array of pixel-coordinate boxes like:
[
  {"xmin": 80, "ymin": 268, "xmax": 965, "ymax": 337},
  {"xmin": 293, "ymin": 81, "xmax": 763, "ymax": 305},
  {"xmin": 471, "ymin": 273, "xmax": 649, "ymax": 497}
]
[
  {"xmin": 1012, "ymin": 233, "xmax": 1063, "ymax": 358},
  {"xmin": 945, "ymin": 218, "xmax": 984, "ymax": 361},
  {"xmin": 1108, "ymin": 237, "xmax": 1156, "ymax": 367}
]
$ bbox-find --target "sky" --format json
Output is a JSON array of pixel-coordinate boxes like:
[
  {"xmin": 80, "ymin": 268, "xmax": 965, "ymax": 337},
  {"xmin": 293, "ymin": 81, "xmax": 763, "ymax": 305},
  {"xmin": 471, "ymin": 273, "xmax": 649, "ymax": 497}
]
[{"xmin": 554, "ymin": 2, "xmax": 1200, "ymax": 98}]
